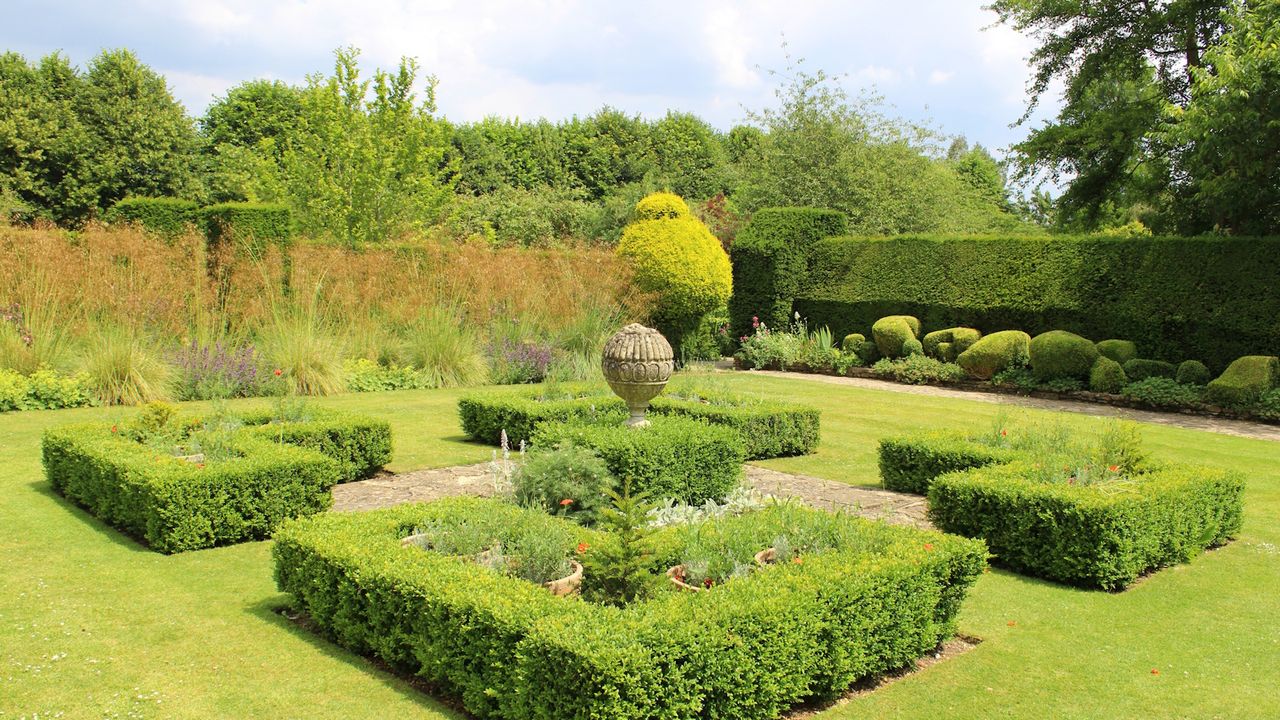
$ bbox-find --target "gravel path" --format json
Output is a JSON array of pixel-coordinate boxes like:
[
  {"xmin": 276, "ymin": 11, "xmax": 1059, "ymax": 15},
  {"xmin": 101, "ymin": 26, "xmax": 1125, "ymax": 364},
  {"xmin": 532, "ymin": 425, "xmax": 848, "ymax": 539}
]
[
  {"xmin": 333, "ymin": 462, "xmax": 932, "ymax": 528},
  {"xmin": 742, "ymin": 368, "xmax": 1280, "ymax": 442}
]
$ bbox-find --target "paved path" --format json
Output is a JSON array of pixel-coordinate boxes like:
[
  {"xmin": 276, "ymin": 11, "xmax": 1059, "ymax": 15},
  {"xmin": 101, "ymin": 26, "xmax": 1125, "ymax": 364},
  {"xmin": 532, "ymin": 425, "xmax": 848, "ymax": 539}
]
[
  {"xmin": 333, "ymin": 462, "xmax": 932, "ymax": 529},
  {"xmin": 742, "ymin": 368, "xmax": 1280, "ymax": 442}
]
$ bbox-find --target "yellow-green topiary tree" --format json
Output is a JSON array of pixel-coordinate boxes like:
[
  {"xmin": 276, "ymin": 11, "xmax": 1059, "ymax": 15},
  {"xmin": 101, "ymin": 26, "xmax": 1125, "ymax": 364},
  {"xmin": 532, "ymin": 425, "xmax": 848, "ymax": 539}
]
[{"xmin": 618, "ymin": 192, "xmax": 732, "ymax": 361}]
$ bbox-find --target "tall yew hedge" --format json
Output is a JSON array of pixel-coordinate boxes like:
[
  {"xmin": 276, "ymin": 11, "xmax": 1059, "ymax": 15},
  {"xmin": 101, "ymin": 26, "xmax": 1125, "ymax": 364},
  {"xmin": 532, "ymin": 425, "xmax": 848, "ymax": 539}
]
[{"xmin": 729, "ymin": 224, "xmax": 1280, "ymax": 371}]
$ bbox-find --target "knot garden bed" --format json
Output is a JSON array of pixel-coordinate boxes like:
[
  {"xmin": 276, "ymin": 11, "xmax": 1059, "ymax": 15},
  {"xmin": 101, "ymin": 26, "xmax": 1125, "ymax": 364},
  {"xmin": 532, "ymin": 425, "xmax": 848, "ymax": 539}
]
[
  {"xmin": 272, "ymin": 497, "xmax": 986, "ymax": 720},
  {"xmin": 41, "ymin": 405, "xmax": 392, "ymax": 553},
  {"xmin": 457, "ymin": 382, "xmax": 821, "ymax": 460},
  {"xmin": 877, "ymin": 425, "xmax": 1244, "ymax": 589}
]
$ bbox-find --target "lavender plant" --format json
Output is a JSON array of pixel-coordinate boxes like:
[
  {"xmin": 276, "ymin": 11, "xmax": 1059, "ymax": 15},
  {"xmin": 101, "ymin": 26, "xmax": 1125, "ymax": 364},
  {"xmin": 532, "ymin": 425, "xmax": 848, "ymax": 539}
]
[
  {"xmin": 170, "ymin": 340, "xmax": 262, "ymax": 400},
  {"xmin": 487, "ymin": 338, "xmax": 554, "ymax": 384}
]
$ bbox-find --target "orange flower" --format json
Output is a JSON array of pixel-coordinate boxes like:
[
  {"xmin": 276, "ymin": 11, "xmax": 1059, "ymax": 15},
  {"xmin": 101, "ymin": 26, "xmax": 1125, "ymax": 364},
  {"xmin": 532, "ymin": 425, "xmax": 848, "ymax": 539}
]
[
  {"xmin": 924, "ymin": 543, "xmax": 934, "ymax": 551},
  {"xmin": 196, "ymin": 463, "xmax": 205, "ymax": 470},
  {"xmin": 273, "ymin": 368, "xmax": 283, "ymax": 377},
  {"xmin": 1007, "ymin": 620, "xmax": 1017, "ymax": 627},
  {"xmin": 110, "ymin": 425, "xmax": 118, "ymax": 433},
  {"xmin": 559, "ymin": 498, "xmax": 573, "ymax": 507},
  {"xmin": 1000, "ymin": 429, "xmax": 1007, "ymax": 437},
  {"xmin": 1108, "ymin": 465, "xmax": 1120, "ymax": 473},
  {"xmin": 792, "ymin": 557, "xmax": 803, "ymax": 565},
  {"xmin": 1150, "ymin": 668, "xmax": 1160, "ymax": 675},
  {"xmin": 576, "ymin": 542, "xmax": 589, "ymax": 554}
]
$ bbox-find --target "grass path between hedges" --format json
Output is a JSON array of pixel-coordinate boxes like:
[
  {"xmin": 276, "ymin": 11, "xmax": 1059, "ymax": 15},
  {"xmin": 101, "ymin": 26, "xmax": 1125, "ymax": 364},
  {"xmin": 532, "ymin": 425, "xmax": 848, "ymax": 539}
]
[{"xmin": 1, "ymin": 373, "xmax": 1277, "ymax": 719}]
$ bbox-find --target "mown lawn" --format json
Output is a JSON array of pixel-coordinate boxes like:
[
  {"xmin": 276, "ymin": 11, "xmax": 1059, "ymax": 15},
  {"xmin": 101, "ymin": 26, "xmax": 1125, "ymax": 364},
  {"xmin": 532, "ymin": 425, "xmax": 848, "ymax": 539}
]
[{"xmin": 2, "ymin": 372, "xmax": 1277, "ymax": 719}]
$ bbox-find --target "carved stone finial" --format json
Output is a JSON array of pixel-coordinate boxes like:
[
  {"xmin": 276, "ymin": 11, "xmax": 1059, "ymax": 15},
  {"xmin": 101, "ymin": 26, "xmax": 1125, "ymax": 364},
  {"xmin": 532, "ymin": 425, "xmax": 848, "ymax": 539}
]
[{"xmin": 601, "ymin": 324, "xmax": 674, "ymax": 427}]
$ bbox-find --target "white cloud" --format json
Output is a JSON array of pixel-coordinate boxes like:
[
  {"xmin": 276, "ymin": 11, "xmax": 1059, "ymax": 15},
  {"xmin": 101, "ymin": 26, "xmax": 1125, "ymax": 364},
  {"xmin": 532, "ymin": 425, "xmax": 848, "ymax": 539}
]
[{"xmin": 929, "ymin": 70, "xmax": 954, "ymax": 85}]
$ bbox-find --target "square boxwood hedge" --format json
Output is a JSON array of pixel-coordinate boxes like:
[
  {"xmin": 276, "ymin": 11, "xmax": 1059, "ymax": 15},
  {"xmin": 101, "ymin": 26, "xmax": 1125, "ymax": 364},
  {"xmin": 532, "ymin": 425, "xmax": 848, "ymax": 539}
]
[
  {"xmin": 927, "ymin": 462, "xmax": 1244, "ymax": 589},
  {"xmin": 272, "ymin": 497, "xmax": 987, "ymax": 720},
  {"xmin": 530, "ymin": 416, "xmax": 744, "ymax": 504},
  {"xmin": 238, "ymin": 407, "xmax": 393, "ymax": 482},
  {"xmin": 458, "ymin": 383, "xmax": 821, "ymax": 460},
  {"xmin": 878, "ymin": 432, "xmax": 1017, "ymax": 494},
  {"xmin": 42, "ymin": 425, "xmax": 340, "ymax": 553}
]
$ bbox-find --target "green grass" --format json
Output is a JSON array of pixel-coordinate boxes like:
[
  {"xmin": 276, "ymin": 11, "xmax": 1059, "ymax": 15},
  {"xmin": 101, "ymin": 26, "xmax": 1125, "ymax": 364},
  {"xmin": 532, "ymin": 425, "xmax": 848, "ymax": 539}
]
[{"xmin": 2, "ymin": 374, "xmax": 1277, "ymax": 718}]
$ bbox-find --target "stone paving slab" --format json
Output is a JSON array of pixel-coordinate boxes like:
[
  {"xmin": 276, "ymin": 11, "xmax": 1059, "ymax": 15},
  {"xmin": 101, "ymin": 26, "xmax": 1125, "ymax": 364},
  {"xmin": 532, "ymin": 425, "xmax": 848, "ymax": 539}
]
[{"xmin": 332, "ymin": 462, "xmax": 932, "ymax": 529}]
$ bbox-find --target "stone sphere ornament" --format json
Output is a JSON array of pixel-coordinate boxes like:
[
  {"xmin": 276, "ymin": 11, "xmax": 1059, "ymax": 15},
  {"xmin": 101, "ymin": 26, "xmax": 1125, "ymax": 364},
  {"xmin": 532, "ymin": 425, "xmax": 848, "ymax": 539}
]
[{"xmin": 601, "ymin": 324, "xmax": 674, "ymax": 427}]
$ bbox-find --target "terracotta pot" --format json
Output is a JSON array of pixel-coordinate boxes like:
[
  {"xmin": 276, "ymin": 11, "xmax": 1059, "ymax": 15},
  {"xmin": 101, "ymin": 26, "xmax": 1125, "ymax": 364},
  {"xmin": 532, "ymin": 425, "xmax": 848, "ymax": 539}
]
[
  {"xmin": 754, "ymin": 547, "xmax": 777, "ymax": 565},
  {"xmin": 544, "ymin": 560, "xmax": 583, "ymax": 597},
  {"xmin": 666, "ymin": 564, "xmax": 706, "ymax": 592}
]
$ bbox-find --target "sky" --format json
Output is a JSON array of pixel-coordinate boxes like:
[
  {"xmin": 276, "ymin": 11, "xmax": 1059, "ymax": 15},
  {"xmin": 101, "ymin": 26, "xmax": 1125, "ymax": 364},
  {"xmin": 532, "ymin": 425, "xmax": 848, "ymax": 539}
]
[{"xmin": 2, "ymin": 1, "xmax": 1059, "ymax": 158}]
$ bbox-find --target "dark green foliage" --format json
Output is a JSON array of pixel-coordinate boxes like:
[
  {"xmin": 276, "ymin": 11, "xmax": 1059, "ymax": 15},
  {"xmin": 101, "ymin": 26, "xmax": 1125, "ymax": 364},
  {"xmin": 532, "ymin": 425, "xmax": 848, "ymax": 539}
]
[
  {"xmin": 105, "ymin": 197, "xmax": 198, "ymax": 237},
  {"xmin": 1205, "ymin": 355, "xmax": 1280, "ymax": 408},
  {"xmin": 956, "ymin": 330, "xmax": 1030, "ymax": 380},
  {"xmin": 878, "ymin": 433, "xmax": 1016, "ymax": 494},
  {"xmin": 580, "ymin": 484, "xmax": 659, "ymax": 606},
  {"xmin": 923, "ymin": 327, "xmax": 981, "ymax": 361},
  {"xmin": 794, "ymin": 235, "xmax": 1280, "ymax": 371},
  {"xmin": 927, "ymin": 462, "xmax": 1244, "ymax": 589},
  {"xmin": 530, "ymin": 416, "xmax": 744, "ymax": 504},
  {"xmin": 1257, "ymin": 389, "xmax": 1280, "ymax": 421},
  {"xmin": 459, "ymin": 384, "xmax": 821, "ymax": 460},
  {"xmin": 840, "ymin": 333, "xmax": 865, "ymax": 351},
  {"xmin": 1176, "ymin": 360, "xmax": 1212, "ymax": 386},
  {"xmin": 1095, "ymin": 339, "xmax": 1138, "ymax": 365},
  {"xmin": 42, "ymin": 423, "xmax": 340, "ymax": 553},
  {"xmin": 1121, "ymin": 378, "xmax": 1204, "ymax": 409},
  {"xmin": 1123, "ymin": 359, "xmax": 1178, "ymax": 382},
  {"xmin": 513, "ymin": 443, "xmax": 615, "ymax": 523},
  {"xmin": 237, "ymin": 407, "xmax": 392, "ymax": 483},
  {"xmin": 272, "ymin": 497, "xmax": 987, "ymax": 719},
  {"xmin": 199, "ymin": 202, "xmax": 292, "ymax": 251},
  {"xmin": 855, "ymin": 339, "xmax": 881, "ymax": 364},
  {"xmin": 1089, "ymin": 356, "xmax": 1127, "ymax": 394},
  {"xmin": 728, "ymin": 208, "xmax": 847, "ymax": 340},
  {"xmin": 1030, "ymin": 330, "xmax": 1100, "ymax": 381},
  {"xmin": 871, "ymin": 315, "xmax": 920, "ymax": 358}
]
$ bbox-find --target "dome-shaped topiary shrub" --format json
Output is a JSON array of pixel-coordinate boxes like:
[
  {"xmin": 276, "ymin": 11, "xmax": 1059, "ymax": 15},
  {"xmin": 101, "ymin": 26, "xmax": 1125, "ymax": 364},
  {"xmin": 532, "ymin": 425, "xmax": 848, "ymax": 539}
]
[
  {"xmin": 1176, "ymin": 360, "xmax": 1212, "ymax": 386},
  {"xmin": 1029, "ymin": 330, "xmax": 1100, "ymax": 381},
  {"xmin": 1123, "ymin": 359, "xmax": 1178, "ymax": 382},
  {"xmin": 632, "ymin": 191, "xmax": 690, "ymax": 221},
  {"xmin": 1089, "ymin": 356, "xmax": 1127, "ymax": 394},
  {"xmin": 923, "ymin": 327, "xmax": 982, "ymax": 362},
  {"xmin": 856, "ymin": 340, "xmax": 881, "ymax": 364},
  {"xmin": 956, "ymin": 330, "xmax": 1031, "ymax": 380},
  {"xmin": 1095, "ymin": 339, "xmax": 1138, "ymax": 365},
  {"xmin": 841, "ymin": 333, "xmax": 866, "ymax": 352},
  {"xmin": 1205, "ymin": 355, "xmax": 1280, "ymax": 407},
  {"xmin": 617, "ymin": 193, "xmax": 732, "ymax": 354},
  {"xmin": 902, "ymin": 338, "xmax": 924, "ymax": 356},
  {"xmin": 871, "ymin": 315, "xmax": 920, "ymax": 358}
]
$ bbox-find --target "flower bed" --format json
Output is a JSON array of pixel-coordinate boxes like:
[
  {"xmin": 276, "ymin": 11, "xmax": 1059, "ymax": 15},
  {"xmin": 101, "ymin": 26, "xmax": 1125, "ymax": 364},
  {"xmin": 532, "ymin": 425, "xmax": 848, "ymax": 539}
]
[
  {"xmin": 272, "ymin": 497, "xmax": 987, "ymax": 720},
  {"xmin": 41, "ymin": 405, "xmax": 391, "ymax": 552},
  {"xmin": 458, "ymin": 382, "xmax": 820, "ymax": 459}
]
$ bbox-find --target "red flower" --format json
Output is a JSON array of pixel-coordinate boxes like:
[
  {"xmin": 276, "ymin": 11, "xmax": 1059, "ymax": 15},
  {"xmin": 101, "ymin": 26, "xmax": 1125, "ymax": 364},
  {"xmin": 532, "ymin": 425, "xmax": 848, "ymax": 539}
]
[
  {"xmin": 576, "ymin": 542, "xmax": 589, "ymax": 554},
  {"xmin": 1151, "ymin": 668, "xmax": 1160, "ymax": 675},
  {"xmin": 1108, "ymin": 465, "xmax": 1119, "ymax": 473},
  {"xmin": 559, "ymin": 498, "xmax": 573, "ymax": 507},
  {"xmin": 273, "ymin": 368, "xmax": 283, "ymax": 377},
  {"xmin": 924, "ymin": 543, "xmax": 934, "ymax": 551},
  {"xmin": 110, "ymin": 424, "xmax": 118, "ymax": 434},
  {"xmin": 1000, "ymin": 429, "xmax": 1007, "ymax": 437},
  {"xmin": 702, "ymin": 577, "xmax": 713, "ymax": 588}
]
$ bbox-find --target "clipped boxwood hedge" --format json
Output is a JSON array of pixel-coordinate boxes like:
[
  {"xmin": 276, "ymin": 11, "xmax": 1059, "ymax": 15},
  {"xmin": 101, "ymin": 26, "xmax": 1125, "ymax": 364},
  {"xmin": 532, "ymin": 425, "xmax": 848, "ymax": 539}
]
[
  {"xmin": 272, "ymin": 497, "xmax": 987, "ymax": 720},
  {"xmin": 458, "ymin": 384, "xmax": 821, "ymax": 460},
  {"xmin": 927, "ymin": 462, "xmax": 1244, "ymax": 589},
  {"xmin": 42, "ymin": 424, "xmax": 339, "ymax": 553},
  {"xmin": 531, "ymin": 416, "xmax": 744, "ymax": 503},
  {"xmin": 457, "ymin": 385, "xmax": 627, "ymax": 447},
  {"xmin": 728, "ymin": 207, "xmax": 847, "ymax": 341},
  {"xmin": 878, "ymin": 432, "xmax": 1017, "ymax": 494},
  {"xmin": 791, "ymin": 234, "xmax": 1280, "ymax": 372},
  {"xmin": 238, "ymin": 407, "xmax": 393, "ymax": 482}
]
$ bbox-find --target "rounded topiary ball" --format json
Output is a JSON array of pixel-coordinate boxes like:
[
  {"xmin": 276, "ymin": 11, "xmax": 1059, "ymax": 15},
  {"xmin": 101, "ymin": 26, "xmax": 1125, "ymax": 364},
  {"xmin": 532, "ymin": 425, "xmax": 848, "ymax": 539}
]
[
  {"xmin": 841, "ymin": 333, "xmax": 866, "ymax": 352},
  {"xmin": 956, "ymin": 330, "xmax": 1030, "ymax": 380},
  {"xmin": 871, "ymin": 315, "xmax": 920, "ymax": 358},
  {"xmin": 617, "ymin": 193, "xmax": 731, "ymax": 326},
  {"xmin": 1176, "ymin": 360, "xmax": 1211, "ymax": 386},
  {"xmin": 902, "ymin": 338, "xmax": 924, "ymax": 356},
  {"xmin": 1089, "ymin": 356, "xmax": 1128, "ymax": 394},
  {"xmin": 632, "ymin": 191, "xmax": 690, "ymax": 221},
  {"xmin": 1029, "ymin": 330, "xmax": 1100, "ymax": 381}
]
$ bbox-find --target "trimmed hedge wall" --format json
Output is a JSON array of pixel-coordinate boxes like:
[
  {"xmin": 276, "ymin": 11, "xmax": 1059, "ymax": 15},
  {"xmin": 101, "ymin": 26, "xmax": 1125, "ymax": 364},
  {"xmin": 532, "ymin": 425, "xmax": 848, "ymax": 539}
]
[
  {"xmin": 728, "ymin": 208, "xmax": 847, "ymax": 341},
  {"xmin": 106, "ymin": 197, "xmax": 199, "ymax": 238},
  {"xmin": 238, "ymin": 407, "xmax": 393, "ymax": 483},
  {"xmin": 530, "ymin": 416, "xmax": 744, "ymax": 503},
  {"xmin": 272, "ymin": 497, "xmax": 987, "ymax": 720},
  {"xmin": 458, "ymin": 384, "xmax": 821, "ymax": 460},
  {"xmin": 927, "ymin": 462, "xmax": 1244, "ymax": 589},
  {"xmin": 790, "ymin": 234, "xmax": 1280, "ymax": 372},
  {"xmin": 42, "ymin": 424, "xmax": 339, "ymax": 553},
  {"xmin": 199, "ymin": 202, "xmax": 293, "ymax": 251}
]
